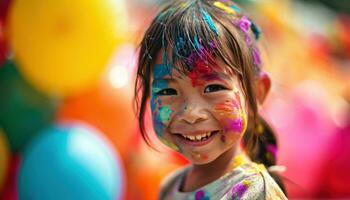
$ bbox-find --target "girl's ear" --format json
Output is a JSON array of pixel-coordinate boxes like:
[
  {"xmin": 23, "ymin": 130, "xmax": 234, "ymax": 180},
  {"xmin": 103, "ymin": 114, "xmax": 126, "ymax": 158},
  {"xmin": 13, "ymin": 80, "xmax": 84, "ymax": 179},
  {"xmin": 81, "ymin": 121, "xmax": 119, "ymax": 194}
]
[{"xmin": 256, "ymin": 72, "xmax": 271, "ymax": 105}]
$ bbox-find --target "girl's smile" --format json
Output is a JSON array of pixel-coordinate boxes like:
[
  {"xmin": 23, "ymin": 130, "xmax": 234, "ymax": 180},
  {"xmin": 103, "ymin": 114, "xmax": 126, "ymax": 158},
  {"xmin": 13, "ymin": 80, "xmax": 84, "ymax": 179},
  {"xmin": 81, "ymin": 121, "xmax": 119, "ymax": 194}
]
[{"xmin": 150, "ymin": 52, "xmax": 248, "ymax": 164}]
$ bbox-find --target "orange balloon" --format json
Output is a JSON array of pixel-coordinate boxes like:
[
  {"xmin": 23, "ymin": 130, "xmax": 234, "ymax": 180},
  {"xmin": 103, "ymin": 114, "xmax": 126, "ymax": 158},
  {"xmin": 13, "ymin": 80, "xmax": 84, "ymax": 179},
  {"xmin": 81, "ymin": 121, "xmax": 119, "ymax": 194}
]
[
  {"xmin": 0, "ymin": 129, "xmax": 9, "ymax": 191},
  {"xmin": 57, "ymin": 82, "xmax": 135, "ymax": 159},
  {"xmin": 125, "ymin": 142, "xmax": 184, "ymax": 200}
]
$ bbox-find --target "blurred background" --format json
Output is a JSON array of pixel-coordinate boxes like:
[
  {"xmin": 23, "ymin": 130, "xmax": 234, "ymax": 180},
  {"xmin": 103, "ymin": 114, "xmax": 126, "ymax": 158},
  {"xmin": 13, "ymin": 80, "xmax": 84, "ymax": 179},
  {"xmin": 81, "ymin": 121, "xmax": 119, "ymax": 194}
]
[{"xmin": 0, "ymin": 0, "xmax": 349, "ymax": 199}]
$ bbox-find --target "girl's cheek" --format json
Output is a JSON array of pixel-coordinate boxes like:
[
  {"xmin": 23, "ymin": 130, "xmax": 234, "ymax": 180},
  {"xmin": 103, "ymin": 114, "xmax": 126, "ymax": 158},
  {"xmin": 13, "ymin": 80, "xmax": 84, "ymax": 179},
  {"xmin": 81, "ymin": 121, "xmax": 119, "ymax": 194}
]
[
  {"xmin": 150, "ymin": 96, "xmax": 179, "ymax": 150},
  {"xmin": 213, "ymin": 92, "xmax": 247, "ymax": 144}
]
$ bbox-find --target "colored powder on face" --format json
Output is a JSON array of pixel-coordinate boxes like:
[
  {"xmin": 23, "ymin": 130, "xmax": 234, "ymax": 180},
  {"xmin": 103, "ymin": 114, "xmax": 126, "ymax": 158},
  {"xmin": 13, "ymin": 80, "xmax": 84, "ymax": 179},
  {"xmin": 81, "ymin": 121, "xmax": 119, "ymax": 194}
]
[
  {"xmin": 153, "ymin": 64, "xmax": 172, "ymax": 79},
  {"xmin": 151, "ymin": 103, "xmax": 178, "ymax": 150},
  {"xmin": 153, "ymin": 121, "xmax": 164, "ymax": 137},
  {"xmin": 151, "ymin": 96, "xmax": 166, "ymax": 137},
  {"xmin": 224, "ymin": 118, "xmax": 243, "ymax": 133},
  {"xmin": 159, "ymin": 105, "xmax": 172, "ymax": 124},
  {"xmin": 152, "ymin": 80, "xmax": 169, "ymax": 94},
  {"xmin": 160, "ymin": 138, "xmax": 179, "ymax": 151},
  {"xmin": 214, "ymin": 99, "xmax": 246, "ymax": 134},
  {"xmin": 201, "ymin": 9, "xmax": 219, "ymax": 36},
  {"xmin": 215, "ymin": 100, "xmax": 239, "ymax": 116},
  {"xmin": 191, "ymin": 152, "xmax": 209, "ymax": 160},
  {"xmin": 188, "ymin": 59, "xmax": 214, "ymax": 87},
  {"xmin": 221, "ymin": 135, "xmax": 226, "ymax": 143}
]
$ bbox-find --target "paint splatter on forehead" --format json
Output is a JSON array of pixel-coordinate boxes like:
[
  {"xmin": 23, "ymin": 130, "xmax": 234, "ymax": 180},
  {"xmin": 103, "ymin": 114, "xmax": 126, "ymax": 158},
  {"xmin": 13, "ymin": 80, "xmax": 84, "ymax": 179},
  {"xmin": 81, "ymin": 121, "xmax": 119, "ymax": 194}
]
[
  {"xmin": 156, "ymin": 1, "xmax": 224, "ymax": 74},
  {"xmin": 153, "ymin": 0, "xmax": 263, "ymax": 81}
]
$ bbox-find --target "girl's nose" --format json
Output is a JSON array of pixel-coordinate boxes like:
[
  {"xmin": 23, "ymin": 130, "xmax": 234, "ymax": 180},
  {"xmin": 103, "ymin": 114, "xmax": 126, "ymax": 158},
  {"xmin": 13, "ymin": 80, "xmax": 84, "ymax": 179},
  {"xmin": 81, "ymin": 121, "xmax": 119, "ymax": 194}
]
[{"xmin": 179, "ymin": 105, "xmax": 208, "ymax": 124}]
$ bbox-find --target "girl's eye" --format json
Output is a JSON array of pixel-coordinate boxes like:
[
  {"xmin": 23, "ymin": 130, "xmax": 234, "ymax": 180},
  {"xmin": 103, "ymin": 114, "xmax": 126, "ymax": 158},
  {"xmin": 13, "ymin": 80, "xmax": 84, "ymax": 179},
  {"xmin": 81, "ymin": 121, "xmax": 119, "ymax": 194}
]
[
  {"xmin": 204, "ymin": 84, "xmax": 227, "ymax": 93},
  {"xmin": 156, "ymin": 88, "xmax": 177, "ymax": 96}
]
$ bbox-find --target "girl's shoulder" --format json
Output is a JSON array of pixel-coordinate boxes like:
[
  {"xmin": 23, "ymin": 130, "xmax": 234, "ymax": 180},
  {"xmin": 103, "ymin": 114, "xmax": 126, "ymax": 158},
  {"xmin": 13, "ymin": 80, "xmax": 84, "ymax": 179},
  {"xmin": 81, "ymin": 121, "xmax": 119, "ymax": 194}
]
[
  {"xmin": 222, "ymin": 162, "xmax": 287, "ymax": 200},
  {"xmin": 158, "ymin": 162, "xmax": 288, "ymax": 200}
]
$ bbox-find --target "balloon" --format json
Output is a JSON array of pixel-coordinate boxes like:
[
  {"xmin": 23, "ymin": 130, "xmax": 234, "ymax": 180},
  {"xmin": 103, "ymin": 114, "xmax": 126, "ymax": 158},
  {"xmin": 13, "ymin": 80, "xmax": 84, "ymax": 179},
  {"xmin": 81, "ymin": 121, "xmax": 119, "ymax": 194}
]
[
  {"xmin": 0, "ymin": 154, "xmax": 20, "ymax": 200},
  {"xmin": 57, "ymin": 80, "xmax": 135, "ymax": 159},
  {"xmin": 0, "ymin": 0, "xmax": 12, "ymax": 66},
  {"xmin": 8, "ymin": 0, "xmax": 128, "ymax": 96},
  {"xmin": 0, "ymin": 0, "xmax": 11, "ymax": 20},
  {"xmin": 18, "ymin": 122, "xmax": 125, "ymax": 200},
  {"xmin": 125, "ymin": 141, "xmax": 185, "ymax": 200},
  {"xmin": 0, "ymin": 60, "xmax": 57, "ymax": 152},
  {"xmin": 0, "ymin": 129, "xmax": 10, "ymax": 191},
  {"xmin": 0, "ymin": 21, "xmax": 8, "ymax": 66}
]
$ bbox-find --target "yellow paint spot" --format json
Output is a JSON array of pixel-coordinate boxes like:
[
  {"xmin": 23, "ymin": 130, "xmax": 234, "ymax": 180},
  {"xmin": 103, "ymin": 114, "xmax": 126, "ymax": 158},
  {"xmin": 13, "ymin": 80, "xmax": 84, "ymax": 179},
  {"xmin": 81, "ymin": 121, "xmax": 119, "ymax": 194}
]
[
  {"xmin": 214, "ymin": 2, "xmax": 236, "ymax": 14},
  {"xmin": 243, "ymin": 179, "xmax": 251, "ymax": 187},
  {"xmin": 231, "ymin": 153, "xmax": 249, "ymax": 169}
]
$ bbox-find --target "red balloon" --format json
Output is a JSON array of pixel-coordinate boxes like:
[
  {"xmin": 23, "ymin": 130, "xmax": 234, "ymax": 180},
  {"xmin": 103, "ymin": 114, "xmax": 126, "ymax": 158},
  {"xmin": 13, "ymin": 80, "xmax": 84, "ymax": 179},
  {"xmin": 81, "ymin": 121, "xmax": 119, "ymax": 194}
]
[
  {"xmin": 0, "ymin": 0, "xmax": 11, "ymax": 66},
  {"xmin": 0, "ymin": 154, "xmax": 20, "ymax": 200}
]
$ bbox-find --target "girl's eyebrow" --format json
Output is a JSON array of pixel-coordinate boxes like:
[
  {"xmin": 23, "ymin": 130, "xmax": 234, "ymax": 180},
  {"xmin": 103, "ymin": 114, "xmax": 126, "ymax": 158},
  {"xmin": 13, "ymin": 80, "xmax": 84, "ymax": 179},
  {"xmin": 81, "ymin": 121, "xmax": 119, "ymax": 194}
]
[
  {"xmin": 199, "ymin": 72, "xmax": 232, "ymax": 81},
  {"xmin": 152, "ymin": 77, "xmax": 176, "ymax": 83}
]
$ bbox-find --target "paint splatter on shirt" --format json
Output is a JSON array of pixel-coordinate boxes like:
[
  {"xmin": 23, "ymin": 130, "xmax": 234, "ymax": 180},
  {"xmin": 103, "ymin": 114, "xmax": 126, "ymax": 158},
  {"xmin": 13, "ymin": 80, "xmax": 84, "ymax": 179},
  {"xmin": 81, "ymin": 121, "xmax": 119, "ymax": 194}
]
[{"xmin": 159, "ymin": 154, "xmax": 287, "ymax": 200}]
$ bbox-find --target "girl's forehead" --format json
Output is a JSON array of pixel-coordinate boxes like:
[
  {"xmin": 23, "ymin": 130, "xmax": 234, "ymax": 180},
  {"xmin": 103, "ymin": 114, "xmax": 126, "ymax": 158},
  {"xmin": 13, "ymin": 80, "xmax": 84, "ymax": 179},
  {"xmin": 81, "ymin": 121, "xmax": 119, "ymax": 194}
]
[{"xmin": 152, "ymin": 51, "xmax": 236, "ymax": 79}]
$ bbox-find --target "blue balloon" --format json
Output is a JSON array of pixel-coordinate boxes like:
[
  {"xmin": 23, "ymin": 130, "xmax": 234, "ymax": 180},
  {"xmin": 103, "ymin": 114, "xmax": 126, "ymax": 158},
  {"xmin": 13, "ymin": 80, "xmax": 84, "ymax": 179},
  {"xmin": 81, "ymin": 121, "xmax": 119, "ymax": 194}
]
[{"xmin": 18, "ymin": 122, "xmax": 124, "ymax": 200}]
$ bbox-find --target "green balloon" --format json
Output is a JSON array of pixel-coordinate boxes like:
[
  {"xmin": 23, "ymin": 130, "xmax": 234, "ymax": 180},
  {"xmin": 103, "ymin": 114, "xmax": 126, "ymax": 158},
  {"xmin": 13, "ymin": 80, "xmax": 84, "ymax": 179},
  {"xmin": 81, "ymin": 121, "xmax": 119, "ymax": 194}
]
[{"xmin": 0, "ymin": 59, "xmax": 58, "ymax": 152}]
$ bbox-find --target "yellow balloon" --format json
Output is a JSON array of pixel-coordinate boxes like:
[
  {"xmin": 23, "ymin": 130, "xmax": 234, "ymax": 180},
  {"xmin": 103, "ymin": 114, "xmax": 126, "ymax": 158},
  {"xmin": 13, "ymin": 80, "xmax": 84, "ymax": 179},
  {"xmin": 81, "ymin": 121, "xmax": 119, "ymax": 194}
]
[
  {"xmin": 0, "ymin": 129, "xmax": 9, "ymax": 191},
  {"xmin": 8, "ymin": 0, "xmax": 128, "ymax": 96}
]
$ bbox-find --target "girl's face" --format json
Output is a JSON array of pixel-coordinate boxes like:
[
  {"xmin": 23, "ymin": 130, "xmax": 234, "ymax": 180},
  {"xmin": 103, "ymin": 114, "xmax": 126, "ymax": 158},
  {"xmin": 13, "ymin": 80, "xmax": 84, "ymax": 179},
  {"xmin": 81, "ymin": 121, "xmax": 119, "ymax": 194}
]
[{"xmin": 150, "ymin": 52, "xmax": 248, "ymax": 165}]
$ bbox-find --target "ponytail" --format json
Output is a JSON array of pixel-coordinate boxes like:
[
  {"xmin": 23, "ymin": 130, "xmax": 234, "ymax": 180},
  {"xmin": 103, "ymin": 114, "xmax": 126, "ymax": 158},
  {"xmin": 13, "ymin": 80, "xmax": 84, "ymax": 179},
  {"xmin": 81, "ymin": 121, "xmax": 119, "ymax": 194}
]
[{"xmin": 242, "ymin": 115, "xmax": 287, "ymax": 195}]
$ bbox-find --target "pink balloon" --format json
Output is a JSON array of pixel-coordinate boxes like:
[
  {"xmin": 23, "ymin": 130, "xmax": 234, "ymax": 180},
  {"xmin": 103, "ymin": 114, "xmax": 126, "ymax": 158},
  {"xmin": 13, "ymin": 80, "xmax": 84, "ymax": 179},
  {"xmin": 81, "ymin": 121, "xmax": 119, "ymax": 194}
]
[{"xmin": 262, "ymin": 83, "xmax": 337, "ymax": 198}]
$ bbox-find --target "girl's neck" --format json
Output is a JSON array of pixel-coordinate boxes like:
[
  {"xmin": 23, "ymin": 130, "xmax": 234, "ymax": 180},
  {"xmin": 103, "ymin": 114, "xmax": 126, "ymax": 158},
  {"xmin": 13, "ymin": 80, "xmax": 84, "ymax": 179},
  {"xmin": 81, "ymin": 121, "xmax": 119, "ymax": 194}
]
[{"xmin": 181, "ymin": 146, "xmax": 244, "ymax": 192}]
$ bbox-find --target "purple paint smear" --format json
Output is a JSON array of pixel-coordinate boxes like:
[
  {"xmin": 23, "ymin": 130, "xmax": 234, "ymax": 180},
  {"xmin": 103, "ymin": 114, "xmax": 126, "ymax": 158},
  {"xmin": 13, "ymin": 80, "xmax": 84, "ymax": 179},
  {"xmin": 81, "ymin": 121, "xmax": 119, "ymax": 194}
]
[
  {"xmin": 231, "ymin": 183, "xmax": 248, "ymax": 198},
  {"xmin": 252, "ymin": 47, "xmax": 261, "ymax": 67},
  {"xmin": 238, "ymin": 16, "xmax": 251, "ymax": 33},
  {"xmin": 195, "ymin": 190, "xmax": 205, "ymax": 200},
  {"xmin": 224, "ymin": 118, "xmax": 243, "ymax": 133}
]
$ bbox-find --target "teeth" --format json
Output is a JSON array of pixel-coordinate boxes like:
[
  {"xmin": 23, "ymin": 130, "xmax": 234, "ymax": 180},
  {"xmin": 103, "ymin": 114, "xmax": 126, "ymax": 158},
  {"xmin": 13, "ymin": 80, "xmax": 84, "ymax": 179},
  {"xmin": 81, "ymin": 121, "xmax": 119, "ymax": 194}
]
[
  {"xmin": 206, "ymin": 132, "xmax": 212, "ymax": 137},
  {"xmin": 182, "ymin": 131, "xmax": 213, "ymax": 141},
  {"xmin": 188, "ymin": 135, "xmax": 195, "ymax": 140}
]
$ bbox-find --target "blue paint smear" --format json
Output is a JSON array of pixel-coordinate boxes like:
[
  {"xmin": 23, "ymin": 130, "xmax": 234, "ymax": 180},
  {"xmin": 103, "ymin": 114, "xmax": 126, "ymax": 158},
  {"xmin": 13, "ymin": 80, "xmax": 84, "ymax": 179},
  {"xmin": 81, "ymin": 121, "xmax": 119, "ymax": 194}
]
[
  {"xmin": 153, "ymin": 64, "xmax": 171, "ymax": 79},
  {"xmin": 151, "ymin": 80, "xmax": 169, "ymax": 95},
  {"xmin": 250, "ymin": 22, "xmax": 261, "ymax": 40},
  {"xmin": 201, "ymin": 9, "xmax": 219, "ymax": 36},
  {"xmin": 230, "ymin": 5, "xmax": 241, "ymax": 13},
  {"xmin": 194, "ymin": 36, "xmax": 201, "ymax": 50}
]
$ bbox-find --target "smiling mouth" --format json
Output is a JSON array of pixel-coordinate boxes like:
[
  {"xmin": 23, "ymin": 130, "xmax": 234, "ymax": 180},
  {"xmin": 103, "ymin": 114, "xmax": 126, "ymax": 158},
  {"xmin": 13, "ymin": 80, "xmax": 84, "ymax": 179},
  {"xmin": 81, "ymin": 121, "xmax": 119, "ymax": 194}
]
[{"xmin": 176, "ymin": 130, "xmax": 220, "ymax": 142}]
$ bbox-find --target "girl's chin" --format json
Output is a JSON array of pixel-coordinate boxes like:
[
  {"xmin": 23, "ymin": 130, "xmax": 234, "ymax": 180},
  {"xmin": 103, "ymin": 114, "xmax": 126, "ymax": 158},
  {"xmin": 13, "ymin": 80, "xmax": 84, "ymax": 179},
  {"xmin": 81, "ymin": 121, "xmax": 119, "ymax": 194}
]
[{"xmin": 182, "ymin": 152, "xmax": 219, "ymax": 165}]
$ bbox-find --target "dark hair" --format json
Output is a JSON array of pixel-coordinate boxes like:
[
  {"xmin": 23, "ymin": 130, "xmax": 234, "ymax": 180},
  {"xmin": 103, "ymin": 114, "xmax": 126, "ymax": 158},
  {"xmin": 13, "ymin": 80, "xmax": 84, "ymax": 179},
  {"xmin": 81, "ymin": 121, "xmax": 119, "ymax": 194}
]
[{"xmin": 134, "ymin": 0, "xmax": 286, "ymax": 194}]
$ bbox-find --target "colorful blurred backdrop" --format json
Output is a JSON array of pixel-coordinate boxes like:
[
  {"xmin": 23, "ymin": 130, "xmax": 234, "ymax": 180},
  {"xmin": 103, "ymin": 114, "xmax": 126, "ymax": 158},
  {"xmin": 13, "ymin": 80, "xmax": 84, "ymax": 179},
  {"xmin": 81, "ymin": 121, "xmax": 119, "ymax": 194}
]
[{"xmin": 0, "ymin": 0, "xmax": 349, "ymax": 199}]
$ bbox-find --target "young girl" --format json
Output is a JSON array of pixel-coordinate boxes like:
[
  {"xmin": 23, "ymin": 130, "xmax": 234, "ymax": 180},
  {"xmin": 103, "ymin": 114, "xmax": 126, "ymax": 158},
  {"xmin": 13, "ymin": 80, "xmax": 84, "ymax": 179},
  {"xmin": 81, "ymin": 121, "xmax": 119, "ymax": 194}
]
[{"xmin": 134, "ymin": 0, "xmax": 288, "ymax": 199}]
